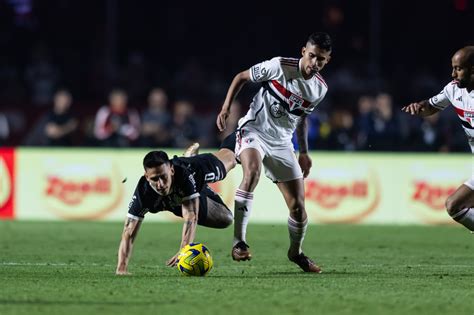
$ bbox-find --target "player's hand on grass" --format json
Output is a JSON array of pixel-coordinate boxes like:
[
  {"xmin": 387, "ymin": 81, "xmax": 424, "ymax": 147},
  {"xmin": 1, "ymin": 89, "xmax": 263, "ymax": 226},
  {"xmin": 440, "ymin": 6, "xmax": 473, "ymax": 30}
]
[
  {"xmin": 216, "ymin": 109, "xmax": 230, "ymax": 132},
  {"xmin": 166, "ymin": 253, "xmax": 180, "ymax": 267},
  {"xmin": 298, "ymin": 153, "xmax": 312, "ymax": 178},
  {"xmin": 401, "ymin": 102, "xmax": 425, "ymax": 115}
]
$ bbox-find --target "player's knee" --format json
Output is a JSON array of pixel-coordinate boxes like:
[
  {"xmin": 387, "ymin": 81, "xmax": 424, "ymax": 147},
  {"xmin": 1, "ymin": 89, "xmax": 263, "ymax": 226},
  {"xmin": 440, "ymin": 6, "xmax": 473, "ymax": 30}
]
[
  {"xmin": 288, "ymin": 200, "xmax": 305, "ymax": 218},
  {"xmin": 242, "ymin": 168, "xmax": 260, "ymax": 188},
  {"xmin": 228, "ymin": 158, "xmax": 237, "ymax": 172},
  {"xmin": 213, "ymin": 211, "xmax": 233, "ymax": 229},
  {"xmin": 222, "ymin": 210, "xmax": 233, "ymax": 228}
]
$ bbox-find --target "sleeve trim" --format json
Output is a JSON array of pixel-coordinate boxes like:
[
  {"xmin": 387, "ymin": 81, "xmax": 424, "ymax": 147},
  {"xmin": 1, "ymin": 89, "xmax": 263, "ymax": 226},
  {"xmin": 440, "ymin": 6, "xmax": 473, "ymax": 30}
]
[
  {"xmin": 182, "ymin": 193, "xmax": 200, "ymax": 201},
  {"xmin": 127, "ymin": 213, "xmax": 144, "ymax": 221}
]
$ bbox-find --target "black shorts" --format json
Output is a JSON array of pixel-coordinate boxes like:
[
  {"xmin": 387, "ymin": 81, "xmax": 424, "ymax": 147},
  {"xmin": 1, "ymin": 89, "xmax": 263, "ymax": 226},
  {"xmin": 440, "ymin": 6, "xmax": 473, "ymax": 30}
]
[
  {"xmin": 176, "ymin": 153, "xmax": 227, "ymax": 184},
  {"xmin": 169, "ymin": 185, "xmax": 227, "ymax": 225}
]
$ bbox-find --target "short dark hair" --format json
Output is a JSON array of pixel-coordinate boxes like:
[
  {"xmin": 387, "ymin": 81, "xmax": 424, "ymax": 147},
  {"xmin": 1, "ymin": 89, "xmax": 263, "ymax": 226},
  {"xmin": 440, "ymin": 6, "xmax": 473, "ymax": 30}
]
[
  {"xmin": 307, "ymin": 32, "xmax": 332, "ymax": 52},
  {"xmin": 143, "ymin": 151, "xmax": 170, "ymax": 169}
]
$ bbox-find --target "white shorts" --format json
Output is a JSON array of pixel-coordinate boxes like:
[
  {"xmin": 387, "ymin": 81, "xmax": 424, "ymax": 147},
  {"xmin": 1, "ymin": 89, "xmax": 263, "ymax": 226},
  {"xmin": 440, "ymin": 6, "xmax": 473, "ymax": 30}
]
[
  {"xmin": 235, "ymin": 129, "xmax": 303, "ymax": 183},
  {"xmin": 464, "ymin": 178, "xmax": 474, "ymax": 190}
]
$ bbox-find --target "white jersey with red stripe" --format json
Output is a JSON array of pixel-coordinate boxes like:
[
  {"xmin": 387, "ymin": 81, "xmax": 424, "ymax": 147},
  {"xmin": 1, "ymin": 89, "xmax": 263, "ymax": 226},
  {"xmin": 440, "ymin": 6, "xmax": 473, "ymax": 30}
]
[
  {"xmin": 429, "ymin": 81, "xmax": 474, "ymax": 150},
  {"xmin": 238, "ymin": 56, "xmax": 328, "ymax": 146}
]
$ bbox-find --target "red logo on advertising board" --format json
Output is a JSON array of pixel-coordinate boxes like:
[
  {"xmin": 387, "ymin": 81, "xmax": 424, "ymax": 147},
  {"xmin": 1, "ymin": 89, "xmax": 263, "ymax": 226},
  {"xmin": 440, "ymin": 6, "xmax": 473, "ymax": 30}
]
[
  {"xmin": 44, "ymin": 164, "xmax": 123, "ymax": 220},
  {"xmin": 0, "ymin": 148, "xmax": 15, "ymax": 219},
  {"xmin": 305, "ymin": 170, "xmax": 380, "ymax": 223},
  {"xmin": 412, "ymin": 181, "xmax": 456, "ymax": 211},
  {"xmin": 46, "ymin": 176, "xmax": 111, "ymax": 205},
  {"xmin": 411, "ymin": 180, "xmax": 458, "ymax": 223}
]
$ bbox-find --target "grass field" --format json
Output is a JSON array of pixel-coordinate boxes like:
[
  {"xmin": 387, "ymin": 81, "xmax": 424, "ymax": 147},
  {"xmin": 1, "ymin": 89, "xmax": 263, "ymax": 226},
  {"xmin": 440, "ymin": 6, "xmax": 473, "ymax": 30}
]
[{"xmin": 1, "ymin": 221, "xmax": 473, "ymax": 315}]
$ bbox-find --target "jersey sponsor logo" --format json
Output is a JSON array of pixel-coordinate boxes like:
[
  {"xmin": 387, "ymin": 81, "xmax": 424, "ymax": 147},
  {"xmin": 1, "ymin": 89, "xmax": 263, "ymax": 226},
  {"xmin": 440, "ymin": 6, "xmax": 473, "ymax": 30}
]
[
  {"xmin": 457, "ymin": 96, "xmax": 462, "ymax": 101},
  {"xmin": 128, "ymin": 195, "xmax": 137, "ymax": 210},
  {"xmin": 270, "ymin": 102, "xmax": 287, "ymax": 118},
  {"xmin": 188, "ymin": 174, "xmax": 197, "ymax": 191},
  {"xmin": 252, "ymin": 65, "xmax": 267, "ymax": 81}
]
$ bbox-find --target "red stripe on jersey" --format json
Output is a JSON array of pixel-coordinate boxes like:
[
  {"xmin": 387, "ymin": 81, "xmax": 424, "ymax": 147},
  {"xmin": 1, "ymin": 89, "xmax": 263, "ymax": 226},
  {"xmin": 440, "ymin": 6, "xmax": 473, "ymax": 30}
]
[
  {"xmin": 270, "ymin": 80, "xmax": 311, "ymax": 109},
  {"xmin": 454, "ymin": 106, "xmax": 464, "ymax": 117},
  {"xmin": 314, "ymin": 73, "xmax": 327, "ymax": 88},
  {"xmin": 453, "ymin": 105, "xmax": 474, "ymax": 126}
]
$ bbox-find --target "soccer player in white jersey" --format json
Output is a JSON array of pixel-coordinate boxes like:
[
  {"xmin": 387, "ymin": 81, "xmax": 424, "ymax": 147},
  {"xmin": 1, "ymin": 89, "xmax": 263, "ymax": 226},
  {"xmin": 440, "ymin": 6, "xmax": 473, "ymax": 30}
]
[
  {"xmin": 216, "ymin": 32, "xmax": 332, "ymax": 273},
  {"xmin": 402, "ymin": 46, "xmax": 474, "ymax": 231}
]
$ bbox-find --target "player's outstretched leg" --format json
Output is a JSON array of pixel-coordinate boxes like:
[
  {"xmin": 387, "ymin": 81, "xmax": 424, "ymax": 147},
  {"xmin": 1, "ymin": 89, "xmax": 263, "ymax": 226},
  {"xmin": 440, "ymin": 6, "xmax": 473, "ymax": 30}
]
[
  {"xmin": 183, "ymin": 142, "xmax": 200, "ymax": 157},
  {"xmin": 277, "ymin": 179, "xmax": 322, "ymax": 273},
  {"xmin": 231, "ymin": 148, "xmax": 262, "ymax": 261}
]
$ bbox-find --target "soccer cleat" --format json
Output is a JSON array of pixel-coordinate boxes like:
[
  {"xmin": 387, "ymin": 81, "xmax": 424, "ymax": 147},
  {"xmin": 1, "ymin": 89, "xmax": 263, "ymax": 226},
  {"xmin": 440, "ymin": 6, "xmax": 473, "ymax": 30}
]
[
  {"xmin": 183, "ymin": 142, "xmax": 200, "ymax": 157},
  {"xmin": 231, "ymin": 241, "xmax": 252, "ymax": 261},
  {"xmin": 288, "ymin": 251, "xmax": 322, "ymax": 273}
]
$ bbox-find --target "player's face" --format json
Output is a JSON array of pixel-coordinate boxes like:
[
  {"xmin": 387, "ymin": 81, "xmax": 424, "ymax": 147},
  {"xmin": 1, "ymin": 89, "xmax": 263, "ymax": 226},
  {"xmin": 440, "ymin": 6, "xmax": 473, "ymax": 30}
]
[
  {"xmin": 451, "ymin": 52, "xmax": 473, "ymax": 89},
  {"xmin": 301, "ymin": 44, "xmax": 331, "ymax": 78},
  {"xmin": 145, "ymin": 163, "xmax": 174, "ymax": 195}
]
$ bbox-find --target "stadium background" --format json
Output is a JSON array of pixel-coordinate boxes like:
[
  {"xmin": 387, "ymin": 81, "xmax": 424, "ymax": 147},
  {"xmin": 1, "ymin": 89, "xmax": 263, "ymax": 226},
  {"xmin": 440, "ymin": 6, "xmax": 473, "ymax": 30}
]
[
  {"xmin": 0, "ymin": 0, "xmax": 473, "ymax": 223},
  {"xmin": 2, "ymin": 2, "xmax": 474, "ymax": 315}
]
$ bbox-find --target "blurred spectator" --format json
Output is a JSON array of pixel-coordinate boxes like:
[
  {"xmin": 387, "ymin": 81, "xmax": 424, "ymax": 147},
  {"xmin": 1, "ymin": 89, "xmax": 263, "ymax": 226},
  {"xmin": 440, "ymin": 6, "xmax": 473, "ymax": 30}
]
[
  {"xmin": 326, "ymin": 109, "xmax": 356, "ymax": 151},
  {"xmin": 0, "ymin": 112, "xmax": 9, "ymax": 145},
  {"xmin": 364, "ymin": 93, "xmax": 402, "ymax": 151},
  {"xmin": 355, "ymin": 95, "xmax": 375, "ymax": 150},
  {"xmin": 293, "ymin": 111, "xmax": 329, "ymax": 151},
  {"xmin": 169, "ymin": 100, "xmax": 199, "ymax": 148},
  {"xmin": 408, "ymin": 113, "xmax": 449, "ymax": 152},
  {"xmin": 43, "ymin": 89, "xmax": 78, "ymax": 146},
  {"xmin": 140, "ymin": 87, "xmax": 172, "ymax": 147},
  {"xmin": 94, "ymin": 89, "xmax": 140, "ymax": 147}
]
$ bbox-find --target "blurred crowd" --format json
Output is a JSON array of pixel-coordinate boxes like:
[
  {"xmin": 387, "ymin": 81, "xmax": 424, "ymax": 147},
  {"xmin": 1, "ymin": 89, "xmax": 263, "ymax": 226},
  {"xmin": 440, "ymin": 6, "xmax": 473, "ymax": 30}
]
[
  {"xmin": 0, "ymin": 85, "xmax": 468, "ymax": 153},
  {"xmin": 0, "ymin": 0, "xmax": 471, "ymax": 152}
]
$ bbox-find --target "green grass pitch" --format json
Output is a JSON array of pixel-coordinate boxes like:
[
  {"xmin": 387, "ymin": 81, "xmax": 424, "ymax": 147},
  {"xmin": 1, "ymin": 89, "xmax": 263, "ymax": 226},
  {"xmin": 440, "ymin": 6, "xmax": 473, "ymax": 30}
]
[{"xmin": 1, "ymin": 221, "xmax": 473, "ymax": 315}]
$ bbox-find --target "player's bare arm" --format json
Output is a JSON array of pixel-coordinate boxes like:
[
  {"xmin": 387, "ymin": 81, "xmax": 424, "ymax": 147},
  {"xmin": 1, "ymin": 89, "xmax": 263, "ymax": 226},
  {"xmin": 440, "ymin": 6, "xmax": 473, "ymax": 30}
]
[
  {"xmin": 116, "ymin": 217, "xmax": 142, "ymax": 275},
  {"xmin": 401, "ymin": 100, "xmax": 440, "ymax": 117},
  {"xmin": 217, "ymin": 70, "xmax": 251, "ymax": 131},
  {"xmin": 296, "ymin": 114, "xmax": 312, "ymax": 178},
  {"xmin": 166, "ymin": 197, "xmax": 200, "ymax": 267}
]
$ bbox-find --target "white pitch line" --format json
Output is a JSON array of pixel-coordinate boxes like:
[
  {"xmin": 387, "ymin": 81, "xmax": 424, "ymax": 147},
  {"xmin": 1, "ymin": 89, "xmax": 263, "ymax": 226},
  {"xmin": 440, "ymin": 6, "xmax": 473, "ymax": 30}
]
[{"xmin": 0, "ymin": 262, "xmax": 115, "ymax": 267}]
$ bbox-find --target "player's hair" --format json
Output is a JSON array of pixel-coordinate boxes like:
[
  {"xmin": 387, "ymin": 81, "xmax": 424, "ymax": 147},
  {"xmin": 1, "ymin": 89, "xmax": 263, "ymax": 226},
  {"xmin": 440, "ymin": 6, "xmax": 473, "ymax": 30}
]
[
  {"xmin": 307, "ymin": 32, "xmax": 332, "ymax": 52},
  {"xmin": 143, "ymin": 150, "xmax": 170, "ymax": 169}
]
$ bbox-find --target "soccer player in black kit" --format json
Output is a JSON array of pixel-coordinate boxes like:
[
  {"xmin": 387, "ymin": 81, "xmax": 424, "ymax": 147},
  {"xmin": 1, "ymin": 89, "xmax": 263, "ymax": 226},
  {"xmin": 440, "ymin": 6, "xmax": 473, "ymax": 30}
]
[{"xmin": 116, "ymin": 142, "xmax": 236, "ymax": 275}]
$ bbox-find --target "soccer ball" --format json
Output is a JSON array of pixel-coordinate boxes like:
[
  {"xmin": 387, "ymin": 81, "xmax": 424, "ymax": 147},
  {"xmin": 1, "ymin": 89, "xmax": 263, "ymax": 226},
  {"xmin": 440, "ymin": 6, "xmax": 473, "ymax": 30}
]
[{"xmin": 177, "ymin": 243, "xmax": 213, "ymax": 276}]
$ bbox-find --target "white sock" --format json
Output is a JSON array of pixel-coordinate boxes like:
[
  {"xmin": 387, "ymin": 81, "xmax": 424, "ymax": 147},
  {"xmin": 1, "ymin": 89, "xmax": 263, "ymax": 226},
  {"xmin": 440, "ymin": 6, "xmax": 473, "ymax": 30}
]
[
  {"xmin": 233, "ymin": 189, "xmax": 253, "ymax": 246},
  {"xmin": 288, "ymin": 216, "xmax": 308, "ymax": 255},
  {"xmin": 451, "ymin": 208, "xmax": 474, "ymax": 231}
]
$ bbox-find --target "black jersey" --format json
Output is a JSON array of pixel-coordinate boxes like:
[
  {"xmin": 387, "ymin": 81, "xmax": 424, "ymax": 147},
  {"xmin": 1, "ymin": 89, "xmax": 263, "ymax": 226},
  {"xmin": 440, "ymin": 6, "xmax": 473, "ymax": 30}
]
[{"xmin": 127, "ymin": 153, "xmax": 226, "ymax": 220}]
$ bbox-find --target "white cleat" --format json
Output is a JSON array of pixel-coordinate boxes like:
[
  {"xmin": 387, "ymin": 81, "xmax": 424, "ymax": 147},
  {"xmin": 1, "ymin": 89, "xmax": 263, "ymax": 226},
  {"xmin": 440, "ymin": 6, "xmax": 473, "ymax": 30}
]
[{"xmin": 183, "ymin": 142, "xmax": 200, "ymax": 157}]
